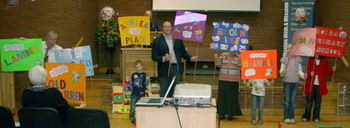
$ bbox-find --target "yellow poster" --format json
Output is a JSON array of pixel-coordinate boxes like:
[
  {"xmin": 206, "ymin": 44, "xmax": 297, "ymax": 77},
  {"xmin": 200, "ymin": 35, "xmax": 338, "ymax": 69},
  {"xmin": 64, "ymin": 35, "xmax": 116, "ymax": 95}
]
[
  {"xmin": 45, "ymin": 63, "xmax": 86, "ymax": 104},
  {"xmin": 118, "ymin": 16, "xmax": 150, "ymax": 46}
]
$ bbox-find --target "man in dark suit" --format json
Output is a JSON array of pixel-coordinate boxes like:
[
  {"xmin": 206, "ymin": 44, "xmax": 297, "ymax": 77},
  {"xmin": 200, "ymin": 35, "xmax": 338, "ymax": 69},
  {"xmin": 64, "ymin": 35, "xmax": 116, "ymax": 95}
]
[
  {"xmin": 145, "ymin": 10, "xmax": 160, "ymax": 31},
  {"xmin": 152, "ymin": 21, "xmax": 198, "ymax": 97}
]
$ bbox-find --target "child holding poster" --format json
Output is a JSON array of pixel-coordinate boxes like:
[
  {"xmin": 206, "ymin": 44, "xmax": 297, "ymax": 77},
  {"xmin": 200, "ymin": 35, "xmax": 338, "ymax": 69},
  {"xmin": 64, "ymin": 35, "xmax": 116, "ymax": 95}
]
[
  {"xmin": 127, "ymin": 60, "xmax": 148, "ymax": 123},
  {"xmin": 244, "ymin": 79, "xmax": 273, "ymax": 125},
  {"xmin": 280, "ymin": 44, "xmax": 305, "ymax": 124},
  {"xmin": 214, "ymin": 52, "xmax": 242, "ymax": 120},
  {"xmin": 302, "ymin": 55, "xmax": 336, "ymax": 123}
]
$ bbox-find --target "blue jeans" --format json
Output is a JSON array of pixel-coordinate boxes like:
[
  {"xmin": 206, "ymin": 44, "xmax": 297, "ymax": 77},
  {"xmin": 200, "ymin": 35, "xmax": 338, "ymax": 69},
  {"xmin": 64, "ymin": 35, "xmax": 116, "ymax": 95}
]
[
  {"xmin": 129, "ymin": 95, "xmax": 142, "ymax": 120},
  {"xmin": 251, "ymin": 95, "xmax": 264, "ymax": 120},
  {"xmin": 283, "ymin": 82, "xmax": 298, "ymax": 119}
]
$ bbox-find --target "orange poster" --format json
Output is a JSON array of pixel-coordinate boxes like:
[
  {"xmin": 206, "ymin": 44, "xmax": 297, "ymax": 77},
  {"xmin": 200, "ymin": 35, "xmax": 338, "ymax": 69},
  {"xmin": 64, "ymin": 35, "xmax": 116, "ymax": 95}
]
[
  {"xmin": 241, "ymin": 50, "xmax": 277, "ymax": 80},
  {"xmin": 45, "ymin": 63, "xmax": 86, "ymax": 104}
]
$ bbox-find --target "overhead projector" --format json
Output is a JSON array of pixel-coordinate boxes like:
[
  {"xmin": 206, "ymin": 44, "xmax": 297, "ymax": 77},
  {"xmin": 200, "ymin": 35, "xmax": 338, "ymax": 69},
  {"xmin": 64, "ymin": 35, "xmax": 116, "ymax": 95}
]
[{"xmin": 173, "ymin": 83, "xmax": 211, "ymax": 107}]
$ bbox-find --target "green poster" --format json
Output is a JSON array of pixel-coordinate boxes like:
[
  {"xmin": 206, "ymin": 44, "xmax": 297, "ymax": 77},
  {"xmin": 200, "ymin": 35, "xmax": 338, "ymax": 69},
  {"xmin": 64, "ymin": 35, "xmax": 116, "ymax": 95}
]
[{"xmin": 0, "ymin": 39, "xmax": 43, "ymax": 71}]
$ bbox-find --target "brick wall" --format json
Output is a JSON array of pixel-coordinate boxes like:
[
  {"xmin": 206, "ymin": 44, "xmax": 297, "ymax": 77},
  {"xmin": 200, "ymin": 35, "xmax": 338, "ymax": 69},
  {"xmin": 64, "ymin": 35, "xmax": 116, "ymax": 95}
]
[
  {"xmin": 315, "ymin": 0, "xmax": 350, "ymax": 83},
  {"xmin": 0, "ymin": 0, "xmax": 348, "ymax": 104}
]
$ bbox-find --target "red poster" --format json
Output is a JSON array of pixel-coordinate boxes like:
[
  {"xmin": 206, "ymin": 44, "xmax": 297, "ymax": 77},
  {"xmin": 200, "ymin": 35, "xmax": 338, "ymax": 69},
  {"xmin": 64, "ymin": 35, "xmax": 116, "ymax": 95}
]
[
  {"xmin": 315, "ymin": 26, "xmax": 348, "ymax": 58},
  {"xmin": 241, "ymin": 50, "xmax": 277, "ymax": 80}
]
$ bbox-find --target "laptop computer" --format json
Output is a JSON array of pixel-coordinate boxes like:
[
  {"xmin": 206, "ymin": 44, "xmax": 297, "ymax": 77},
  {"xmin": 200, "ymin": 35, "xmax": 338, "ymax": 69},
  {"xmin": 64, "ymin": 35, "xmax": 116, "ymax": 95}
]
[{"xmin": 136, "ymin": 76, "xmax": 176, "ymax": 106}]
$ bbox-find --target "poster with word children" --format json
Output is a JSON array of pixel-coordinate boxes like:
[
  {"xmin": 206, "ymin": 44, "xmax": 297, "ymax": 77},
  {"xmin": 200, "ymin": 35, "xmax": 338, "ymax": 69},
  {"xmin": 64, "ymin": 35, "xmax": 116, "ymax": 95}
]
[
  {"xmin": 210, "ymin": 22, "xmax": 249, "ymax": 53},
  {"xmin": 172, "ymin": 10, "xmax": 207, "ymax": 42},
  {"xmin": 46, "ymin": 63, "xmax": 86, "ymax": 104},
  {"xmin": 0, "ymin": 39, "xmax": 43, "ymax": 71},
  {"xmin": 118, "ymin": 16, "xmax": 150, "ymax": 46},
  {"xmin": 241, "ymin": 50, "xmax": 277, "ymax": 80},
  {"xmin": 54, "ymin": 45, "xmax": 94, "ymax": 76}
]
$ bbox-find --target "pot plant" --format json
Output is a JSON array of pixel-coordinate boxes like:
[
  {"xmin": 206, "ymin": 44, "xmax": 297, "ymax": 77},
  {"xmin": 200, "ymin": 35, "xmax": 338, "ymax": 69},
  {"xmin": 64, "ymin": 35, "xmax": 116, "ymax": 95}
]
[{"xmin": 96, "ymin": 7, "xmax": 119, "ymax": 74}]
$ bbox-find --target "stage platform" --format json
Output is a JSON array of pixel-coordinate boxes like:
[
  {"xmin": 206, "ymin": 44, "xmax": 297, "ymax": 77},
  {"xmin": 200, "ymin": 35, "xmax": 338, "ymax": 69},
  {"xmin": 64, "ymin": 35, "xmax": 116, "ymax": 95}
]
[{"xmin": 11, "ymin": 73, "xmax": 347, "ymax": 128}]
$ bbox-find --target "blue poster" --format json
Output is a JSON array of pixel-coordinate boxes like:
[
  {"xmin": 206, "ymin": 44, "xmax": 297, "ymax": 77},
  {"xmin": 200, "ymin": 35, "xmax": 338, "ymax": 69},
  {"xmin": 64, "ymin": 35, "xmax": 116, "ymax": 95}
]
[
  {"xmin": 210, "ymin": 22, "xmax": 249, "ymax": 53},
  {"xmin": 283, "ymin": 0, "xmax": 315, "ymax": 57},
  {"xmin": 54, "ymin": 45, "xmax": 94, "ymax": 76}
]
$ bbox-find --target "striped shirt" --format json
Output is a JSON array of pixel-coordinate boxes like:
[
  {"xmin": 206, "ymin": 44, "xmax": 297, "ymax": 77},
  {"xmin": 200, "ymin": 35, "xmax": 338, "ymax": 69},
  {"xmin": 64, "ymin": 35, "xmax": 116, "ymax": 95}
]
[{"xmin": 218, "ymin": 53, "xmax": 240, "ymax": 82}]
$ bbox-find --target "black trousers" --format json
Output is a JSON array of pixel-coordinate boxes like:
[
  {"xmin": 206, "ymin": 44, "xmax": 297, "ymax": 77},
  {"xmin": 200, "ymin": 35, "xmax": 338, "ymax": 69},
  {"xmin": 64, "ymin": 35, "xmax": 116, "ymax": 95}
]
[
  {"xmin": 302, "ymin": 85, "xmax": 322, "ymax": 120},
  {"xmin": 159, "ymin": 64, "xmax": 180, "ymax": 97}
]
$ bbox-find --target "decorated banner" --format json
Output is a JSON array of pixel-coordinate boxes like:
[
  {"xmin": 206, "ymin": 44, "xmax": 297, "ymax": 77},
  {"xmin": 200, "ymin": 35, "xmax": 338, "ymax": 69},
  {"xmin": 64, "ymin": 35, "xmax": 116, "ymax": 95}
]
[
  {"xmin": 172, "ymin": 11, "xmax": 207, "ymax": 42},
  {"xmin": 315, "ymin": 26, "xmax": 348, "ymax": 58},
  {"xmin": 290, "ymin": 28, "xmax": 316, "ymax": 56},
  {"xmin": 148, "ymin": 83, "xmax": 160, "ymax": 97},
  {"xmin": 241, "ymin": 50, "xmax": 277, "ymax": 80},
  {"xmin": 46, "ymin": 63, "xmax": 86, "ymax": 104},
  {"xmin": 283, "ymin": 0, "xmax": 315, "ymax": 57},
  {"xmin": 112, "ymin": 82, "xmax": 131, "ymax": 114},
  {"xmin": 118, "ymin": 16, "xmax": 150, "ymax": 46},
  {"xmin": 210, "ymin": 22, "xmax": 249, "ymax": 53},
  {"xmin": 54, "ymin": 46, "xmax": 94, "ymax": 76},
  {"xmin": 0, "ymin": 39, "xmax": 43, "ymax": 71}
]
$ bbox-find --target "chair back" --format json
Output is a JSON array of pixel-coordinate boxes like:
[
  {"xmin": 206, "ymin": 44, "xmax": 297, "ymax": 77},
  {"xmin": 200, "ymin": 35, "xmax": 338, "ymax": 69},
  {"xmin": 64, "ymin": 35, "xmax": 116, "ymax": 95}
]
[
  {"xmin": 18, "ymin": 107, "xmax": 61, "ymax": 128},
  {"xmin": 0, "ymin": 106, "xmax": 16, "ymax": 128},
  {"xmin": 68, "ymin": 108, "xmax": 110, "ymax": 128}
]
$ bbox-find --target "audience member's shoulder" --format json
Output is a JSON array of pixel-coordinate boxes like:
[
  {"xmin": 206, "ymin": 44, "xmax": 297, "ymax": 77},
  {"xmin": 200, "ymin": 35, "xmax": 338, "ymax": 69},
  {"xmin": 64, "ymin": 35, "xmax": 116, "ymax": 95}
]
[{"xmin": 55, "ymin": 44, "xmax": 63, "ymax": 50}]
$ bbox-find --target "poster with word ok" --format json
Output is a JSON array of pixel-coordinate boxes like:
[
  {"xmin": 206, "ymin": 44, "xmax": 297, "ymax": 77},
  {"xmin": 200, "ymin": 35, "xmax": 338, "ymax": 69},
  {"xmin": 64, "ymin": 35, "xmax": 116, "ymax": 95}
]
[
  {"xmin": 46, "ymin": 63, "xmax": 86, "ymax": 104},
  {"xmin": 241, "ymin": 50, "xmax": 277, "ymax": 80}
]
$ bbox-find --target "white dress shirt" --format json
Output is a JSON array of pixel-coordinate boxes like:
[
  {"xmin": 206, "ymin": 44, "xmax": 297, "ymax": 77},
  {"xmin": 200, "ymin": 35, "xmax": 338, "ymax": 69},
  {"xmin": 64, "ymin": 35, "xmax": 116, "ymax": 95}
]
[{"xmin": 42, "ymin": 41, "xmax": 63, "ymax": 63}]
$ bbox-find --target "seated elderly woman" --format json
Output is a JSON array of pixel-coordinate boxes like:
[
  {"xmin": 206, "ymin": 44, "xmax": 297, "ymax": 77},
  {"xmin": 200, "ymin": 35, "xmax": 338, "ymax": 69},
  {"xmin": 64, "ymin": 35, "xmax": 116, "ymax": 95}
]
[{"xmin": 21, "ymin": 65, "xmax": 85, "ymax": 126}]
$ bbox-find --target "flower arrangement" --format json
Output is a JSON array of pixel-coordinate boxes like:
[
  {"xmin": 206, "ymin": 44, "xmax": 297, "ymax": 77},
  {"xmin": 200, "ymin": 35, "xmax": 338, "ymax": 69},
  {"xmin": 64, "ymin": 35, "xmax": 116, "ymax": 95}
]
[{"xmin": 96, "ymin": 7, "xmax": 119, "ymax": 48}]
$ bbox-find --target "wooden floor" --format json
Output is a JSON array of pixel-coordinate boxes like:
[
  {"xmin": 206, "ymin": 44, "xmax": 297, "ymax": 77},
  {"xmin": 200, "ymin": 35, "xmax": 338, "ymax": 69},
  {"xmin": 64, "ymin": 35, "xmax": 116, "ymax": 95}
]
[
  {"xmin": 12, "ymin": 74, "xmax": 350, "ymax": 128},
  {"xmin": 106, "ymin": 110, "xmax": 350, "ymax": 128}
]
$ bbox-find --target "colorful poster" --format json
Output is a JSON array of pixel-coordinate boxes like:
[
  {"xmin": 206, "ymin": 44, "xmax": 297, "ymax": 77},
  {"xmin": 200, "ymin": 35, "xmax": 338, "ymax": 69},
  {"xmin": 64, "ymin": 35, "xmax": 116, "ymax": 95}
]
[
  {"xmin": 46, "ymin": 63, "xmax": 86, "ymax": 104},
  {"xmin": 210, "ymin": 22, "xmax": 249, "ymax": 53},
  {"xmin": 172, "ymin": 11, "xmax": 207, "ymax": 42},
  {"xmin": 118, "ymin": 16, "xmax": 150, "ymax": 46},
  {"xmin": 54, "ymin": 46, "xmax": 94, "ymax": 76},
  {"xmin": 241, "ymin": 50, "xmax": 277, "ymax": 80},
  {"xmin": 0, "ymin": 39, "xmax": 43, "ymax": 71},
  {"xmin": 112, "ymin": 82, "xmax": 131, "ymax": 114},
  {"xmin": 315, "ymin": 26, "xmax": 348, "ymax": 58},
  {"xmin": 283, "ymin": 0, "xmax": 315, "ymax": 57},
  {"xmin": 7, "ymin": 0, "xmax": 18, "ymax": 7},
  {"xmin": 290, "ymin": 28, "xmax": 316, "ymax": 56}
]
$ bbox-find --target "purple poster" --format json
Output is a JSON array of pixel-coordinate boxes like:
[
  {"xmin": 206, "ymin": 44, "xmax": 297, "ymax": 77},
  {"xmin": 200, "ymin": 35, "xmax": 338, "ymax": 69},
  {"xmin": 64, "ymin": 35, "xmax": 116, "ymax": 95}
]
[{"xmin": 172, "ymin": 11, "xmax": 207, "ymax": 42}]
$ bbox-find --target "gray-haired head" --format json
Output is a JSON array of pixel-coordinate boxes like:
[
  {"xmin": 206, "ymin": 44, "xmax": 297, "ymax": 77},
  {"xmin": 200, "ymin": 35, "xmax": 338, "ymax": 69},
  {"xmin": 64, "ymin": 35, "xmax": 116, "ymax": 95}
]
[
  {"xmin": 46, "ymin": 30, "xmax": 58, "ymax": 38},
  {"xmin": 28, "ymin": 65, "xmax": 47, "ymax": 85}
]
